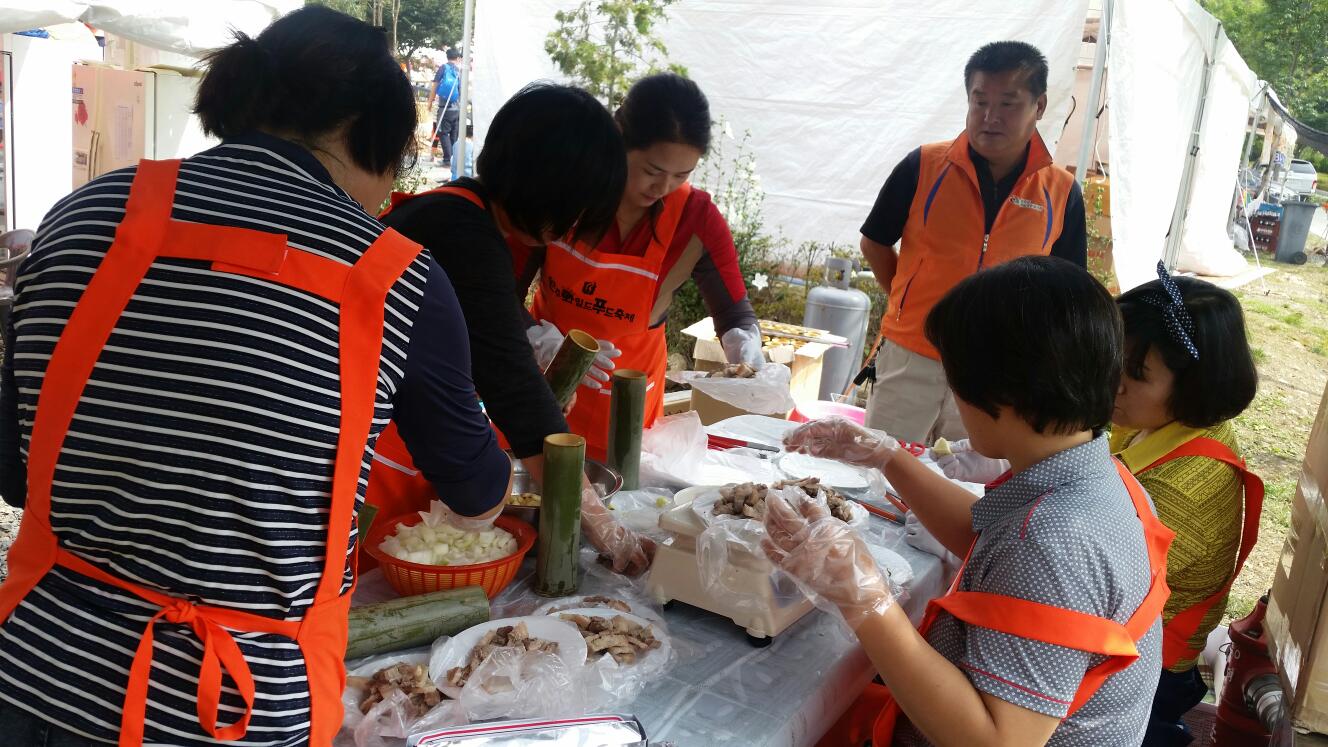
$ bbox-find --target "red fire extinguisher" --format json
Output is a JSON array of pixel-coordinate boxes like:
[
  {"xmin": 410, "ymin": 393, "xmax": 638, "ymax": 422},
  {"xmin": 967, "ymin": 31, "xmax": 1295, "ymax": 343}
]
[{"xmin": 1213, "ymin": 594, "xmax": 1284, "ymax": 746}]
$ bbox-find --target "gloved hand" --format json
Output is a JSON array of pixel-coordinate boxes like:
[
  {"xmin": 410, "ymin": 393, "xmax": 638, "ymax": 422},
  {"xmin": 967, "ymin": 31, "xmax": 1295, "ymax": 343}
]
[
  {"xmin": 426, "ymin": 501, "xmax": 498, "ymax": 532},
  {"xmin": 761, "ymin": 488, "xmax": 895, "ymax": 630},
  {"xmin": 782, "ymin": 417, "xmax": 900, "ymax": 469},
  {"xmin": 720, "ymin": 325, "xmax": 766, "ymax": 368},
  {"xmin": 934, "ymin": 438, "xmax": 1009, "ymax": 484},
  {"xmin": 525, "ymin": 321, "xmax": 621, "ymax": 390},
  {"xmin": 582, "ymin": 339, "xmax": 622, "ymax": 390},
  {"xmin": 580, "ymin": 487, "xmax": 655, "ymax": 576},
  {"xmin": 904, "ymin": 512, "xmax": 957, "ymax": 563}
]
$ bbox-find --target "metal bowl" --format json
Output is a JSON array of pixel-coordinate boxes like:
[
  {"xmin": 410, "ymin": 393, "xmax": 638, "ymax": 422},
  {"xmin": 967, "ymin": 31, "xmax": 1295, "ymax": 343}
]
[{"xmin": 504, "ymin": 458, "xmax": 623, "ymax": 524}]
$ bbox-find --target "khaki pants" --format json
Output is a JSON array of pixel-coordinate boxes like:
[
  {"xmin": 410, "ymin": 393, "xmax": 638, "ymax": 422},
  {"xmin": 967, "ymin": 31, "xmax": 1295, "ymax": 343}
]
[{"xmin": 864, "ymin": 339, "xmax": 967, "ymax": 444}]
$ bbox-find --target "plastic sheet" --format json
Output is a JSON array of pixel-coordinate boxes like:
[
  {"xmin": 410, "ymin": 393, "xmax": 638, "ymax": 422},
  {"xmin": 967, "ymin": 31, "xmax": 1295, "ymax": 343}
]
[
  {"xmin": 638, "ymin": 412, "xmax": 782, "ymax": 488},
  {"xmin": 338, "ymin": 650, "xmax": 464, "ymax": 747},
  {"xmin": 669, "ymin": 364, "xmax": 795, "ymax": 416}
]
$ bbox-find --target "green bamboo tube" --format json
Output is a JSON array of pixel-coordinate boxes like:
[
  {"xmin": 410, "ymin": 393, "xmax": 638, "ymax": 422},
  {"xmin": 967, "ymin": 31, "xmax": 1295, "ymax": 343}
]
[
  {"xmin": 356, "ymin": 503, "xmax": 379, "ymax": 547},
  {"xmin": 607, "ymin": 369, "xmax": 647, "ymax": 490},
  {"xmin": 535, "ymin": 433, "xmax": 585, "ymax": 597},
  {"xmin": 544, "ymin": 329, "xmax": 599, "ymax": 407}
]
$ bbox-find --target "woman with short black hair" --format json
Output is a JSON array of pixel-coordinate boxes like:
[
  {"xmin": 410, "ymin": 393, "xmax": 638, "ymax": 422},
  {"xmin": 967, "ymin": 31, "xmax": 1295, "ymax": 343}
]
[
  {"xmin": 372, "ymin": 83, "xmax": 657, "ymax": 575},
  {"xmin": 1112, "ymin": 267, "xmax": 1262, "ymax": 747},
  {"xmin": 512, "ymin": 72, "xmax": 763, "ymax": 461},
  {"xmin": 0, "ymin": 7, "xmax": 512, "ymax": 744}
]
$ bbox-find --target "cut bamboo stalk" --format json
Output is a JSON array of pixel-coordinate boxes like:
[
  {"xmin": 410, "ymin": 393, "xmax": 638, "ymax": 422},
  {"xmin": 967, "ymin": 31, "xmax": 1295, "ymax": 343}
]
[
  {"xmin": 356, "ymin": 503, "xmax": 379, "ymax": 547},
  {"xmin": 534, "ymin": 433, "xmax": 584, "ymax": 596},
  {"xmin": 607, "ymin": 369, "xmax": 647, "ymax": 490},
  {"xmin": 544, "ymin": 329, "xmax": 599, "ymax": 407}
]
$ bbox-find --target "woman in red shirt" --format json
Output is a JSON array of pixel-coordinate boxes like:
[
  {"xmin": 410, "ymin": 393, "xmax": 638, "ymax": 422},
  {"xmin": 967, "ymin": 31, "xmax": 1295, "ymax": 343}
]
[{"xmin": 516, "ymin": 73, "xmax": 763, "ymax": 458}]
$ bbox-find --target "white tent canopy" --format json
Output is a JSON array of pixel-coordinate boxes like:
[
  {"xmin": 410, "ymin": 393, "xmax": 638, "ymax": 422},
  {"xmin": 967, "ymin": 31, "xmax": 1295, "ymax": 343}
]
[
  {"xmin": 0, "ymin": 1, "xmax": 299, "ymax": 54},
  {"xmin": 473, "ymin": 0, "xmax": 1090, "ymax": 254}
]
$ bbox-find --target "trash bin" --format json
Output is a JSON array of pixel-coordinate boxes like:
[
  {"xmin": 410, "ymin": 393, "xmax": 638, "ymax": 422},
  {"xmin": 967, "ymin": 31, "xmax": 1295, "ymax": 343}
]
[{"xmin": 1275, "ymin": 201, "xmax": 1317, "ymax": 265}]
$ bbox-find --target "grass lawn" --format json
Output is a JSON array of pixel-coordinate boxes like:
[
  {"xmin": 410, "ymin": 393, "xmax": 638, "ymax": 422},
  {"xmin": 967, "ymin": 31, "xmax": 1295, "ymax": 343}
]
[{"xmin": 1225, "ymin": 260, "xmax": 1328, "ymax": 620}]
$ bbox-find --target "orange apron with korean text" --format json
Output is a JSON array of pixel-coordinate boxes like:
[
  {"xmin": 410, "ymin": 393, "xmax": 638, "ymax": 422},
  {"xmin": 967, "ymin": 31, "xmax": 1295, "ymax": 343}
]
[
  {"xmin": 530, "ymin": 185, "xmax": 692, "ymax": 459},
  {"xmin": 1138, "ymin": 437, "xmax": 1262, "ymax": 669},
  {"xmin": 818, "ymin": 460, "xmax": 1174, "ymax": 745},
  {"xmin": 0, "ymin": 159, "xmax": 422, "ymax": 746}
]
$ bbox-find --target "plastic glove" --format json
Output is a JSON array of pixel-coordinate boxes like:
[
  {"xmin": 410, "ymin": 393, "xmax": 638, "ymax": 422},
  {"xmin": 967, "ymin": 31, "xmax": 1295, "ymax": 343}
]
[
  {"xmin": 904, "ymin": 512, "xmax": 957, "ymax": 563},
  {"xmin": 582, "ymin": 339, "xmax": 622, "ymax": 390},
  {"xmin": 424, "ymin": 501, "xmax": 498, "ymax": 532},
  {"xmin": 760, "ymin": 488, "xmax": 895, "ymax": 630},
  {"xmin": 526, "ymin": 320, "xmax": 563, "ymax": 370},
  {"xmin": 525, "ymin": 321, "xmax": 621, "ymax": 390},
  {"xmin": 580, "ymin": 487, "xmax": 655, "ymax": 576},
  {"xmin": 934, "ymin": 438, "xmax": 1009, "ymax": 484},
  {"xmin": 782, "ymin": 417, "xmax": 900, "ymax": 469},
  {"xmin": 720, "ymin": 325, "xmax": 766, "ymax": 368}
]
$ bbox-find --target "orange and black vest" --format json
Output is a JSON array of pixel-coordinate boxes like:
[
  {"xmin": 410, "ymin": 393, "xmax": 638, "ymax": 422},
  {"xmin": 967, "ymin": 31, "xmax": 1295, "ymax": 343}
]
[{"xmin": 882, "ymin": 131, "xmax": 1076, "ymax": 360}]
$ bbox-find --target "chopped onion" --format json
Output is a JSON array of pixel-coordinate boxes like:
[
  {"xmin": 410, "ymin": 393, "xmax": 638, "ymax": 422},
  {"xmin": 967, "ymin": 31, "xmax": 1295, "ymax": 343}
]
[{"xmin": 379, "ymin": 501, "xmax": 518, "ymax": 566}]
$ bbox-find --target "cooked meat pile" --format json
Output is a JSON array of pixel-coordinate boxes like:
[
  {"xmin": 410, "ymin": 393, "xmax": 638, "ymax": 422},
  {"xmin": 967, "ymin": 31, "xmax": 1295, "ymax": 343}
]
[
  {"xmin": 444, "ymin": 622, "xmax": 561, "ymax": 689},
  {"xmin": 507, "ymin": 492, "xmax": 541, "ymax": 506},
  {"xmin": 357, "ymin": 662, "xmax": 444, "ymax": 717},
  {"xmin": 558, "ymin": 613, "xmax": 661, "ymax": 664},
  {"xmin": 547, "ymin": 595, "xmax": 632, "ymax": 615},
  {"xmin": 714, "ymin": 477, "xmax": 855, "ymax": 522},
  {"xmin": 705, "ymin": 362, "xmax": 757, "ymax": 379}
]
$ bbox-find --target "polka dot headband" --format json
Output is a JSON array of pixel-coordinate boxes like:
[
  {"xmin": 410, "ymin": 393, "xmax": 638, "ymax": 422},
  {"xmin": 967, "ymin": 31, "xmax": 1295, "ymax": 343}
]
[{"xmin": 1141, "ymin": 261, "xmax": 1200, "ymax": 360}]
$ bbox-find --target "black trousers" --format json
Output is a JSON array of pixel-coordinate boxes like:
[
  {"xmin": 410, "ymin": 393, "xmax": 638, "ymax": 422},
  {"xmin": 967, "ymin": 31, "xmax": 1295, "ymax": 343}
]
[
  {"xmin": 1142, "ymin": 666, "xmax": 1209, "ymax": 746},
  {"xmin": 434, "ymin": 106, "xmax": 460, "ymax": 162},
  {"xmin": 0, "ymin": 701, "xmax": 105, "ymax": 746}
]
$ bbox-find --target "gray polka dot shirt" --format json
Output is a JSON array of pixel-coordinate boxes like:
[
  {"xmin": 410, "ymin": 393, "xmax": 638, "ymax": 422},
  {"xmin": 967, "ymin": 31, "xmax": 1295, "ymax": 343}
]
[{"xmin": 895, "ymin": 436, "xmax": 1162, "ymax": 746}]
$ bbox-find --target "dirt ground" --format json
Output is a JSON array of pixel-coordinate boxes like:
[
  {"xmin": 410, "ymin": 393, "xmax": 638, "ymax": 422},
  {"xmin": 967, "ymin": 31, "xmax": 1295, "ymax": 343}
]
[{"xmin": 1225, "ymin": 260, "xmax": 1328, "ymax": 620}]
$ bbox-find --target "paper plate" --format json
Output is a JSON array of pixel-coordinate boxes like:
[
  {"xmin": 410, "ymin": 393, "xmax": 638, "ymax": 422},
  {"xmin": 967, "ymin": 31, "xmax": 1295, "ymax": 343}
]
[
  {"xmin": 691, "ymin": 485, "xmax": 870, "ymax": 531},
  {"xmin": 430, "ymin": 616, "xmax": 587, "ymax": 699},
  {"xmin": 546, "ymin": 608, "xmax": 672, "ymax": 678},
  {"xmin": 868, "ymin": 544, "xmax": 914, "ymax": 589},
  {"xmin": 776, "ymin": 452, "xmax": 871, "ymax": 490}
]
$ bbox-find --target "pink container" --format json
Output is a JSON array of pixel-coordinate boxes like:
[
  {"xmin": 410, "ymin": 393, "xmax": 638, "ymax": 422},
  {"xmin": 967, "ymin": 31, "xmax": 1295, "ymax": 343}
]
[{"xmin": 789, "ymin": 400, "xmax": 867, "ymax": 425}]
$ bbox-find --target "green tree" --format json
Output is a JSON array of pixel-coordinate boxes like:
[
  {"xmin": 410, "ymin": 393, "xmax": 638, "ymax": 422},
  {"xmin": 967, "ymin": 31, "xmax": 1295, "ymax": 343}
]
[
  {"xmin": 308, "ymin": 0, "xmax": 462, "ymax": 61},
  {"xmin": 1203, "ymin": 0, "xmax": 1328, "ymax": 135},
  {"xmin": 396, "ymin": 0, "xmax": 464, "ymax": 60},
  {"xmin": 545, "ymin": 0, "xmax": 687, "ymax": 107}
]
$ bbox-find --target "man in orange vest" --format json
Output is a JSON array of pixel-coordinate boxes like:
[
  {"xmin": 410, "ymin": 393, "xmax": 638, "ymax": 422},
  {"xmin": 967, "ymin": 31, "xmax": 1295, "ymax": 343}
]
[{"xmin": 860, "ymin": 41, "xmax": 1087, "ymax": 444}]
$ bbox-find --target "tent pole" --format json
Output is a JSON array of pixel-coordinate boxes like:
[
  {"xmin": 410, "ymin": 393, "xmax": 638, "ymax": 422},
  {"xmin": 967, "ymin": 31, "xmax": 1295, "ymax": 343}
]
[
  {"xmin": 1075, "ymin": 0, "xmax": 1112, "ymax": 186},
  {"xmin": 1162, "ymin": 21, "xmax": 1223, "ymax": 271},
  {"xmin": 455, "ymin": 0, "xmax": 475, "ymax": 173}
]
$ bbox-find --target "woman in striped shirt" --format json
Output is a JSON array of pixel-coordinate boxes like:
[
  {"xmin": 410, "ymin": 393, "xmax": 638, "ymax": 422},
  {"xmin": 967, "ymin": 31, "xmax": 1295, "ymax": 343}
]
[{"xmin": 0, "ymin": 7, "xmax": 510, "ymax": 745}]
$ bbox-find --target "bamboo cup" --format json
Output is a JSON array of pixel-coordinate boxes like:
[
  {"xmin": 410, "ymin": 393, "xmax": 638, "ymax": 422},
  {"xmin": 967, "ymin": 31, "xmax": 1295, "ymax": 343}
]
[
  {"xmin": 607, "ymin": 369, "xmax": 647, "ymax": 490},
  {"xmin": 534, "ymin": 433, "xmax": 585, "ymax": 596}
]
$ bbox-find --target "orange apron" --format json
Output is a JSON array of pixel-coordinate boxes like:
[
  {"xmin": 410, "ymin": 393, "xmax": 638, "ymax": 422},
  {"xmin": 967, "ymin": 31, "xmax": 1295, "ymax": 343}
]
[
  {"xmin": 1138, "ymin": 437, "xmax": 1262, "ymax": 669},
  {"xmin": 0, "ymin": 159, "xmax": 422, "ymax": 746},
  {"xmin": 530, "ymin": 185, "xmax": 692, "ymax": 460},
  {"xmin": 362, "ymin": 186, "xmax": 491, "ymax": 539},
  {"xmin": 819, "ymin": 459, "xmax": 1174, "ymax": 746}
]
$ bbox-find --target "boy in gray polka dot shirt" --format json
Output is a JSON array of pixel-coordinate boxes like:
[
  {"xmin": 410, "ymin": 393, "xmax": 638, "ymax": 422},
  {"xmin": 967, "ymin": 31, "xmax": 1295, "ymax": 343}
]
[{"xmin": 772, "ymin": 256, "xmax": 1170, "ymax": 746}]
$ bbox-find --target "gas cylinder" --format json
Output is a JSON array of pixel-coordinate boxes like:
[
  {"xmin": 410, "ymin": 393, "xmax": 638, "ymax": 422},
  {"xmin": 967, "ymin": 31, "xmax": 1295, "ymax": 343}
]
[
  {"xmin": 803, "ymin": 257, "xmax": 870, "ymax": 400},
  {"xmin": 1213, "ymin": 595, "xmax": 1277, "ymax": 746}
]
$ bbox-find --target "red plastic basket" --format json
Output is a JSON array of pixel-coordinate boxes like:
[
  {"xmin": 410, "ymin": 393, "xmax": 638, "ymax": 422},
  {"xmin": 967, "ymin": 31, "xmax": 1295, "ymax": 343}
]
[{"xmin": 365, "ymin": 514, "xmax": 536, "ymax": 598}]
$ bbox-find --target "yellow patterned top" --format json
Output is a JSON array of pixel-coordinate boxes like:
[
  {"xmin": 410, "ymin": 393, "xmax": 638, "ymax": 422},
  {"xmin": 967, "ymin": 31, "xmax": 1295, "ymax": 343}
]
[{"xmin": 1111, "ymin": 420, "xmax": 1244, "ymax": 672}]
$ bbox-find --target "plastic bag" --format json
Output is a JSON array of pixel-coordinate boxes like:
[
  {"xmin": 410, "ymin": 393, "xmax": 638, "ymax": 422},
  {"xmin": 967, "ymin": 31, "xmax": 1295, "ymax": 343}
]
[
  {"xmin": 454, "ymin": 647, "xmax": 583, "ymax": 722},
  {"xmin": 638, "ymin": 412, "xmax": 782, "ymax": 488},
  {"xmin": 696, "ymin": 486, "xmax": 910, "ymax": 637},
  {"xmin": 670, "ymin": 363, "xmax": 795, "ymax": 416},
  {"xmin": 338, "ymin": 649, "xmax": 464, "ymax": 747},
  {"xmin": 606, "ymin": 488, "xmax": 676, "ymax": 539}
]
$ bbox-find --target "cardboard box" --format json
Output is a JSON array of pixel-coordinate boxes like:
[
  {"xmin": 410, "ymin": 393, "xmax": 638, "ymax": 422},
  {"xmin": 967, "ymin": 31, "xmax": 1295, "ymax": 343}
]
[
  {"xmin": 689, "ymin": 389, "xmax": 793, "ymax": 426},
  {"xmin": 680, "ymin": 317, "xmax": 828, "ymax": 404},
  {"xmin": 1267, "ymin": 379, "xmax": 1328, "ymax": 735}
]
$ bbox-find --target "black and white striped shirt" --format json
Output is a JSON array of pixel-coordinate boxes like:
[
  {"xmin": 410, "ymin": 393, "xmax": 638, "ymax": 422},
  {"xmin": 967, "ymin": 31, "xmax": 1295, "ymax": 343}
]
[{"xmin": 0, "ymin": 134, "xmax": 508, "ymax": 745}]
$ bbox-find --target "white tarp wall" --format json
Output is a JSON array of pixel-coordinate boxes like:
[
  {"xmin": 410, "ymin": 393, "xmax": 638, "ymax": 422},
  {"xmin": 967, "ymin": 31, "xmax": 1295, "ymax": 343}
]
[
  {"xmin": 473, "ymin": 0, "xmax": 1089, "ymax": 254},
  {"xmin": 1107, "ymin": 0, "xmax": 1257, "ymax": 291}
]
